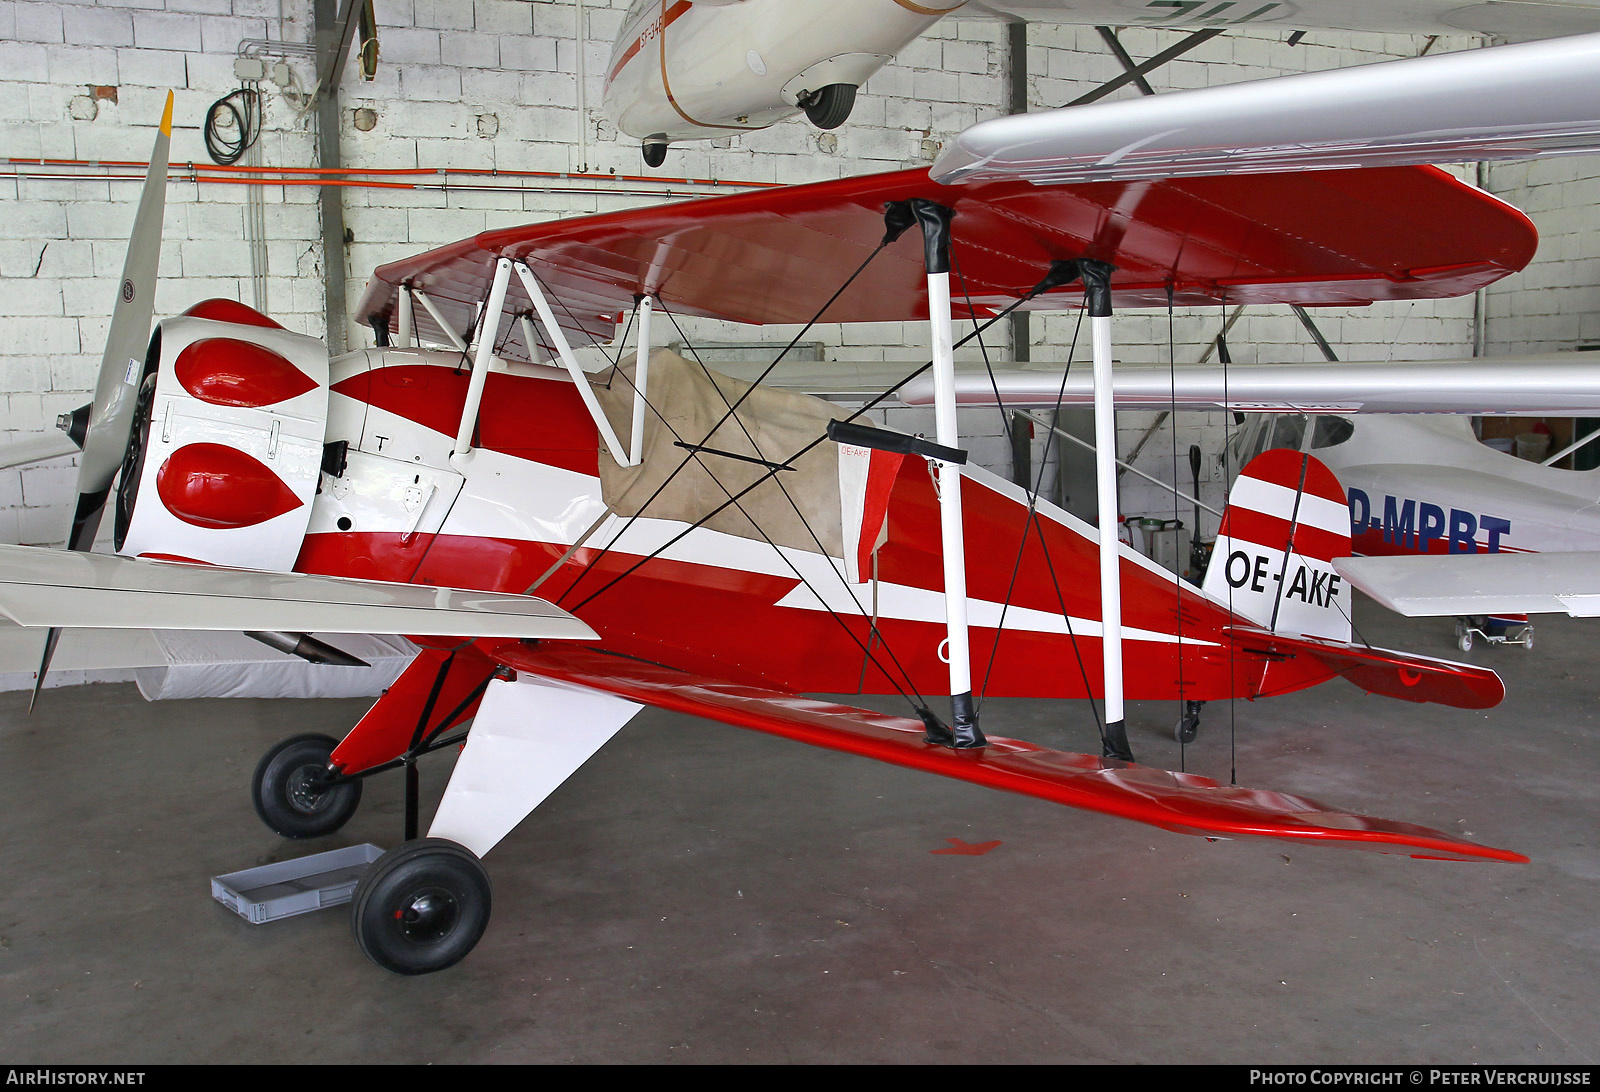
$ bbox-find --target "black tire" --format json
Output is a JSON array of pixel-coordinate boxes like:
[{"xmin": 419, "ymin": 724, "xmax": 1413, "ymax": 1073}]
[
  {"xmin": 251, "ymin": 733, "xmax": 361, "ymax": 839},
  {"xmin": 801, "ymin": 83, "xmax": 856, "ymax": 130},
  {"xmin": 642, "ymin": 140, "xmax": 668, "ymax": 168},
  {"xmin": 352, "ymin": 839, "xmax": 492, "ymax": 976},
  {"xmin": 1174, "ymin": 714, "xmax": 1199, "ymax": 745}
]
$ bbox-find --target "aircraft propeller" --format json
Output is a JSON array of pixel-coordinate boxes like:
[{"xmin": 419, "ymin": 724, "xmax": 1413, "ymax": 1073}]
[{"xmin": 29, "ymin": 90, "xmax": 173, "ymax": 707}]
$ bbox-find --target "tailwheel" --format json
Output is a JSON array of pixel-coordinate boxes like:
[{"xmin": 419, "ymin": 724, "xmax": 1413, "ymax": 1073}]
[
  {"xmin": 352, "ymin": 839, "xmax": 492, "ymax": 976},
  {"xmin": 252, "ymin": 733, "xmax": 361, "ymax": 839},
  {"xmin": 1174, "ymin": 699, "xmax": 1204, "ymax": 745}
]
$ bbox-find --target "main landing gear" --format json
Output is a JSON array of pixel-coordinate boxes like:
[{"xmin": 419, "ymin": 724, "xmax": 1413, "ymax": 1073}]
[
  {"xmin": 1174, "ymin": 699, "xmax": 1206, "ymax": 745},
  {"xmin": 251, "ymin": 733, "xmax": 362, "ymax": 839},
  {"xmin": 351, "ymin": 838, "xmax": 491, "ymax": 976},
  {"xmin": 252, "ymin": 728, "xmax": 492, "ymax": 975},
  {"xmin": 799, "ymin": 83, "xmax": 855, "ymax": 130},
  {"xmin": 249, "ymin": 650, "xmax": 502, "ymax": 975}
]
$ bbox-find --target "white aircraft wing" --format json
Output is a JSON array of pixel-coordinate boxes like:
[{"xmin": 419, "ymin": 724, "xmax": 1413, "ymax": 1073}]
[
  {"xmin": 932, "ymin": 31, "xmax": 1600, "ymax": 186},
  {"xmin": 897, "ymin": 354, "xmax": 1600, "ymax": 415},
  {"xmin": 0, "ymin": 544, "xmax": 598, "ymax": 639},
  {"xmin": 0, "ymin": 432, "xmax": 79, "ymax": 470},
  {"xmin": 1334, "ymin": 553, "xmax": 1600, "ymax": 618}
]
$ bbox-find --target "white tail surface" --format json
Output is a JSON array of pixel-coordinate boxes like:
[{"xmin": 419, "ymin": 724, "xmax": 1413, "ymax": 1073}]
[{"xmin": 1204, "ymin": 449, "xmax": 1353, "ymax": 642}]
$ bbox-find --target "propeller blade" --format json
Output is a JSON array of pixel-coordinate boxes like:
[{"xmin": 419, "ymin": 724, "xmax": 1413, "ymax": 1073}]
[
  {"xmin": 35, "ymin": 91, "xmax": 173, "ymax": 705},
  {"xmin": 74, "ymin": 89, "xmax": 173, "ymax": 545}
]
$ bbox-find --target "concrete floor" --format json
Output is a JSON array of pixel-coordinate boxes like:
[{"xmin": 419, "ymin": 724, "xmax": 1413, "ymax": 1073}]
[{"xmin": 1, "ymin": 603, "xmax": 1596, "ymax": 1064}]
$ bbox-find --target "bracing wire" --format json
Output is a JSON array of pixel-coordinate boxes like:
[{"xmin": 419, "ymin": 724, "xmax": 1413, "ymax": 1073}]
[
  {"xmin": 555, "ymin": 237, "xmax": 894, "ymax": 609},
  {"xmin": 562, "ymin": 293, "xmax": 1048, "ymax": 618},
  {"xmin": 654, "ymin": 304, "xmax": 929, "ymax": 707}
]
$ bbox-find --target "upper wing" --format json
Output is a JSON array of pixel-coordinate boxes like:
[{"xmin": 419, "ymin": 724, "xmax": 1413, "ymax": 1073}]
[
  {"xmin": 896, "ymin": 353, "xmax": 1600, "ymax": 415},
  {"xmin": 933, "ymin": 32, "xmax": 1600, "ymax": 186},
  {"xmin": 490, "ymin": 642, "xmax": 1523, "ymax": 863},
  {"xmin": 355, "ymin": 164, "xmax": 1533, "ymax": 358},
  {"xmin": 0, "ymin": 543, "xmax": 597, "ymax": 639},
  {"xmin": 1335, "ymin": 552, "xmax": 1600, "ymax": 619}
]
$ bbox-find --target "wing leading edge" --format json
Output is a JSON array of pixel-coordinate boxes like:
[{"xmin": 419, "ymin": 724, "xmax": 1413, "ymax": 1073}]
[{"xmin": 489, "ymin": 643, "xmax": 1523, "ymax": 863}]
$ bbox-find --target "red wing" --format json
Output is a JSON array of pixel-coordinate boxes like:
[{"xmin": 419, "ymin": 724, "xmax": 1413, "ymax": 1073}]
[
  {"xmin": 488, "ymin": 643, "xmax": 1523, "ymax": 863},
  {"xmin": 355, "ymin": 165, "xmax": 1535, "ymax": 360}
]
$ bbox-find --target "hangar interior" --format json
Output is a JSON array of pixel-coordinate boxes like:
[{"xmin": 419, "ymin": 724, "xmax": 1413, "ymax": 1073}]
[{"xmin": 1, "ymin": 0, "xmax": 1598, "ymax": 1065}]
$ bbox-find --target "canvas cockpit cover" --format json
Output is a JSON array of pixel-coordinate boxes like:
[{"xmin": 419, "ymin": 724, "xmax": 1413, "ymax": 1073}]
[{"xmin": 592, "ymin": 350, "xmax": 847, "ymax": 558}]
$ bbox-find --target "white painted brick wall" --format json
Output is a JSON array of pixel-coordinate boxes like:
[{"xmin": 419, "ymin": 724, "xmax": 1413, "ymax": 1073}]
[{"xmin": 0, "ymin": 2, "xmax": 1590, "ymax": 555}]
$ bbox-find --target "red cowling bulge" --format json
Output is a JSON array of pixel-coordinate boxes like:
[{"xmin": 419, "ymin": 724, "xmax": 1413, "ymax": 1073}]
[
  {"xmin": 174, "ymin": 337, "xmax": 317, "ymax": 408},
  {"xmin": 155, "ymin": 443, "xmax": 304, "ymax": 529},
  {"xmin": 179, "ymin": 298, "xmax": 284, "ymax": 330}
]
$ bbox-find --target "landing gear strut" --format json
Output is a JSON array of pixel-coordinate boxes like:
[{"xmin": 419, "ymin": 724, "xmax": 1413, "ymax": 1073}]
[{"xmin": 1174, "ymin": 699, "xmax": 1205, "ymax": 745}]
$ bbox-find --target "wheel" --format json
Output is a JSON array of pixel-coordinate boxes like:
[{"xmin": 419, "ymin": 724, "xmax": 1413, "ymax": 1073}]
[
  {"xmin": 1174, "ymin": 714, "xmax": 1199, "ymax": 745},
  {"xmin": 800, "ymin": 83, "xmax": 856, "ymax": 129},
  {"xmin": 1458, "ymin": 631, "xmax": 1473, "ymax": 653},
  {"xmin": 1524, "ymin": 627, "xmax": 1534, "ymax": 651},
  {"xmin": 352, "ymin": 839, "xmax": 492, "ymax": 976},
  {"xmin": 641, "ymin": 140, "xmax": 668, "ymax": 168},
  {"xmin": 251, "ymin": 733, "xmax": 361, "ymax": 839}
]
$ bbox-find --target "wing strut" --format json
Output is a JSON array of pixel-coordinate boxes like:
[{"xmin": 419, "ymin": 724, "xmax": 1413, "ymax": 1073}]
[
  {"xmin": 513, "ymin": 260, "xmax": 630, "ymax": 466},
  {"xmin": 1083, "ymin": 259, "xmax": 1134, "ymax": 762},
  {"xmin": 628, "ymin": 294, "xmax": 653, "ymax": 467},
  {"xmin": 396, "ymin": 282, "xmax": 414, "ymax": 347},
  {"xmin": 907, "ymin": 199, "xmax": 984, "ymax": 749},
  {"xmin": 453, "ymin": 256, "xmax": 513, "ymax": 457}
]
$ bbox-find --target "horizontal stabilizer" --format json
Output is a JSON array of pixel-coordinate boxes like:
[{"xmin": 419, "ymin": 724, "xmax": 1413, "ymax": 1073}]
[
  {"xmin": 0, "ymin": 544, "xmax": 597, "ymax": 640},
  {"xmin": 897, "ymin": 354, "xmax": 1600, "ymax": 416},
  {"xmin": 1229, "ymin": 625, "xmax": 1505, "ymax": 709},
  {"xmin": 933, "ymin": 32, "xmax": 1600, "ymax": 186},
  {"xmin": 491, "ymin": 645, "xmax": 1521, "ymax": 863},
  {"xmin": 1335, "ymin": 552, "xmax": 1600, "ymax": 619}
]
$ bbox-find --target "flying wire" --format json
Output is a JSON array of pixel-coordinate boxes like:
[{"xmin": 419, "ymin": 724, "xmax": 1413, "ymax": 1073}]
[
  {"xmin": 665, "ymin": 308, "xmax": 927, "ymax": 703},
  {"xmin": 555, "ymin": 237, "xmax": 894, "ymax": 609}
]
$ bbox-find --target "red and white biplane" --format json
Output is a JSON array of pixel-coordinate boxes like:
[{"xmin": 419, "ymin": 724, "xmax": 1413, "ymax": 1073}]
[{"xmin": 9, "ymin": 38, "xmax": 1600, "ymax": 974}]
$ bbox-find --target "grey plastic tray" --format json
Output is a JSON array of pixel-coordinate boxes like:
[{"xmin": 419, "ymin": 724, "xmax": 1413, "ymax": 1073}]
[{"xmin": 211, "ymin": 844, "xmax": 385, "ymax": 924}]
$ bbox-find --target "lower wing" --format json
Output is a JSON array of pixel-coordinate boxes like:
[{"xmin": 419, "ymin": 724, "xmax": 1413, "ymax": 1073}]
[{"xmin": 466, "ymin": 642, "xmax": 1522, "ymax": 863}]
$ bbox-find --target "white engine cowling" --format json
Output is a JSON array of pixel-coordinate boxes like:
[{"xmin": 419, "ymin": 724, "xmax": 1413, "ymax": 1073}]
[{"xmin": 114, "ymin": 299, "xmax": 329, "ymax": 571}]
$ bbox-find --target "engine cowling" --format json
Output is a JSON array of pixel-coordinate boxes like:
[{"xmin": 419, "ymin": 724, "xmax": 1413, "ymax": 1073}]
[{"xmin": 114, "ymin": 300, "xmax": 330, "ymax": 571}]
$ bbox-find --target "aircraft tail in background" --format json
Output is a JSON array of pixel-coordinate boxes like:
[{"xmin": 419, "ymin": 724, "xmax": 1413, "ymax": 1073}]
[{"xmin": 1204, "ymin": 449, "xmax": 1353, "ymax": 644}]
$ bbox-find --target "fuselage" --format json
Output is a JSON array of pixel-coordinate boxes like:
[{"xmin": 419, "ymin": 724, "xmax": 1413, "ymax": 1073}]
[
  {"xmin": 1232, "ymin": 412, "xmax": 1600, "ymax": 557},
  {"xmin": 293, "ymin": 348, "xmax": 1314, "ymax": 703}
]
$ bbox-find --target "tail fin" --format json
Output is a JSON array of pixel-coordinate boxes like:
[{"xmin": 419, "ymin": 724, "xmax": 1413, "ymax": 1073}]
[{"xmin": 1203, "ymin": 448, "xmax": 1352, "ymax": 642}]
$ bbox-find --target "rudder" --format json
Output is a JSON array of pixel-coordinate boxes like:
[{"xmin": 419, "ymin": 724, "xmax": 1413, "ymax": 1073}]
[{"xmin": 1203, "ymin": 448, "xmax": 1352, "ymax": 642}]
